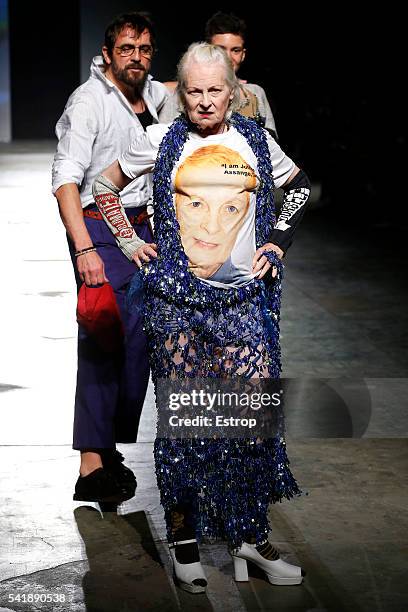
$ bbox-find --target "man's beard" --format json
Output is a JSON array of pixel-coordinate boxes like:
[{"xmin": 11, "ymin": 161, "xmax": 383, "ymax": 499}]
[{"xmin": 111, "ymin": 59, "xmax": 148, "ymax": 96}]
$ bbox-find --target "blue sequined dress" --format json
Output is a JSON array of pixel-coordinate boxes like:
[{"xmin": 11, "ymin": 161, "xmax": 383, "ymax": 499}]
[{"xmin": 128, "ymin": 114, "xmax": 301, "ymax": 550}]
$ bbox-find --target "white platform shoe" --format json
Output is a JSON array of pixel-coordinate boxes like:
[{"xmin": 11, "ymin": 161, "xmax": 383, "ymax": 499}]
[
  {"xmin": 169, "ymin": 538, "xmax": 208, "ymax": 594},
  {"xmin": 231, "ymin": 541, "xmax": 304, "ymax": 586}
]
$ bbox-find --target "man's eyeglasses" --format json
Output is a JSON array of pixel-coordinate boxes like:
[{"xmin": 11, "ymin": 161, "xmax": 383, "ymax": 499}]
[{"xmin": 115, "ymin": 44, "xmax": 154, "ymax": 58}]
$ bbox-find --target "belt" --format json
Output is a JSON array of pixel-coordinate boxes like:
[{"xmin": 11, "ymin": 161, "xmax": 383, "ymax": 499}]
[{"xmin": 83, "ymin": 207, "xmax": 150, "ymax": 225}]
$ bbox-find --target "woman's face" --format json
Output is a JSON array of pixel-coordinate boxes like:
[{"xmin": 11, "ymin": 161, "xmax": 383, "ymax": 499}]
[
  {"xmin": 183, "ymin": 61, "xmax": 234, "ymax": 136},
  {"xmin": 175, "ymin": 161, "xmax": 253, "ymax": 279}
]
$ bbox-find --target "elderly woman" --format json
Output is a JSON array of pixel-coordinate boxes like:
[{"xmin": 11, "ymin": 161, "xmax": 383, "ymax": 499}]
[
  {"xmin": 92, "ymin": 42, "xmax": 310, "ymax": 594},
  {"xmin": 160, "ymin": 12, "xmax": 279, "ymax": 139}
]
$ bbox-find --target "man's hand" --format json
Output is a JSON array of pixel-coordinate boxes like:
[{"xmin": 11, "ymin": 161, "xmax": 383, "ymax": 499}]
[
  {"xmin": 252, "ymin": 243, "xmax": 284, "ymax": 279},
  {"xmin": 77, "ymin": 250, "xmax": 108, "ymax": 286},
  {"xmin": 132, "ymin": 243, "xmax": 158, "ymax": 268}
]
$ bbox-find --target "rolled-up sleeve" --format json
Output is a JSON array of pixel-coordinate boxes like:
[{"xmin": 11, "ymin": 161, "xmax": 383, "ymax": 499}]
[{"xmin": 52, "ymin": 97, "xmax": 98, "ymax": 194}]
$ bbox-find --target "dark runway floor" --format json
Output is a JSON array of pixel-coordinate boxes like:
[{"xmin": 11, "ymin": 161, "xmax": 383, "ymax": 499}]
[{"xmin": 282, "ymin": 206, "xmax": 408, "ymax": 378}]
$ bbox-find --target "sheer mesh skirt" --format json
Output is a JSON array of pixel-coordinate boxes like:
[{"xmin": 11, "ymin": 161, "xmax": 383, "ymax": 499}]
[{"xmin": 143, "ymin": 285, "xmax": 301, "ymax": 549}]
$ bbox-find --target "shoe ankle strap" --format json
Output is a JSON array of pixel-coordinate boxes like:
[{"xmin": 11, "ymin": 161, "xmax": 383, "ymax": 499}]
[{"xmin": 170, "ymin": 538, "xmax": 197, "ymax": 547}]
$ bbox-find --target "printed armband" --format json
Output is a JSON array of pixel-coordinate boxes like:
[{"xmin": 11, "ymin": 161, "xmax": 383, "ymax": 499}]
[
  {"xmin": 92, "ymin": 173, "xmax": 146, "ymax": 261},
  {"xmin": 269, "ymin": 169, "xmax": 311, "ymax": 253}
]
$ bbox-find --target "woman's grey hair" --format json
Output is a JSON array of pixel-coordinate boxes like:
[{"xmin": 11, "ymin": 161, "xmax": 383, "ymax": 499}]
[{"xmin": 176, "ymin": 42, "xmax": 241, "ymax": 117}]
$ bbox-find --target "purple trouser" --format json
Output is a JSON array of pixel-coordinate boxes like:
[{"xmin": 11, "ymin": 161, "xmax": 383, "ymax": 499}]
[{"xmin": 68, "ymin": 205, "xmax": 152, "ymax": 450}]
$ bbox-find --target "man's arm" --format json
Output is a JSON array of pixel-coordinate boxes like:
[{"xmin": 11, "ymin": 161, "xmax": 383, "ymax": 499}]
[
  {"xmin": 55, "ymin": 183, "xmax": 108, "ymax": 286},
  {"xmin": 56, "ymin": 183, "xmax": 93, "ymax": 251},
  {"xmin": 53, "ymin": 96, "xmax": 109, "ymax": 285}
]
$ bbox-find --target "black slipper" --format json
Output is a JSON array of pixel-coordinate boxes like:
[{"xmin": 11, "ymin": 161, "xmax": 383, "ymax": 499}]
[
  {"xmin": 100, "ymin": 449, "xmax": 137, "ymax": 497},
  {"xmin": 73, "ymin": 467, "xmax": 131, "ymax": 503}
]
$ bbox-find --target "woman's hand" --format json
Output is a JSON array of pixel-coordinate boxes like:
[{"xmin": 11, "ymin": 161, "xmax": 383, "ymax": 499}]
[
  {"xmin": 132, "ymin": 243, "xmax": 158, "ymax": 268},
  {"xmin": 252, "ymin": 243, "xmax": 284, "ymax": 279}
]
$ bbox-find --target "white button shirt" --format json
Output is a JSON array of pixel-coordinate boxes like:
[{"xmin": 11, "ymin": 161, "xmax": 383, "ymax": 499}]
[{"xmin": 52, "ymin": 56, "xmax": 169, "ymax": 208}]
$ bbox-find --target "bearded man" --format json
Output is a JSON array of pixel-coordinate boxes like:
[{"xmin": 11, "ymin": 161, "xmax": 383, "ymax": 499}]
[{"xmin": 52, "ymin": 12, "xmax": 168, "ymax": 504}]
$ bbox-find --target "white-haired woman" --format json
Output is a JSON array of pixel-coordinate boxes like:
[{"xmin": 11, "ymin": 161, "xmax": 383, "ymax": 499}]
[{"xmin": 92, "ymin": 42, "xmax": 311, "ymax": 594}]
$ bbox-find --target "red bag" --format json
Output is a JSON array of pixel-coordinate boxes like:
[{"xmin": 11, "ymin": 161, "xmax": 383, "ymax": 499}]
[{"xmin": 76, "ymin": 283, "xmax": 124, "ymax": 352}]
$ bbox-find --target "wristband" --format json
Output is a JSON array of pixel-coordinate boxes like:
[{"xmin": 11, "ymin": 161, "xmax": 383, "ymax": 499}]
[{"xmin": 75, "ymin": 246, "xmax": 97, "ymax": 258}]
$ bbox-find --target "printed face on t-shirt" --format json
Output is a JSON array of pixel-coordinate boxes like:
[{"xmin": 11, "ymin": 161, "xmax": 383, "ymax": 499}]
[{"xmin": 175, "ymin": 145, "xmax": 256, "ymax": 279}]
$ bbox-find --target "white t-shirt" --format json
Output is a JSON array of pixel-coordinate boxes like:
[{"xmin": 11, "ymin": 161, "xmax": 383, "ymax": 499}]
[{"xmin": 119, "ymin": 124, "xmax": 294, "ymax": 288}]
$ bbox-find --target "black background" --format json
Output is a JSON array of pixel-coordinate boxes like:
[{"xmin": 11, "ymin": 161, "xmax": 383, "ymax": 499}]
[{"xmin": 8, "ymin": 1, "xmax": 405, "ymax": 225}]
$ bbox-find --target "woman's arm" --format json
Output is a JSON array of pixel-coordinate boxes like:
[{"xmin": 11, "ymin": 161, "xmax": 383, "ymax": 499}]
[
  {"xmin": 252, "ymin": 133, "xmax": 312, "ymax": 278},
  {"xmin": 92, "ymin": 167, "xmax": 149, "ymax": 261},
  {"xmin": 270, "ymin": 167, "xmax": 311, "ymax": 253},
  {"xmin": 92, "ymin": 127, "xmax": 165, "ymax": 263},
  {"xmin": 100, "ymin": 160, "xmax": 132, "ymax": 191},
  {"xmin": 266, "ymin": 131, "xmax": 312, "ymax": 254}
]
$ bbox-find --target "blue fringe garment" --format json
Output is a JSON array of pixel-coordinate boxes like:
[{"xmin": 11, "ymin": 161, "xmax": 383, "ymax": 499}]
[{"xmin": 128, "ymin": 113, "xmax": 301, "ymax": 549}]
